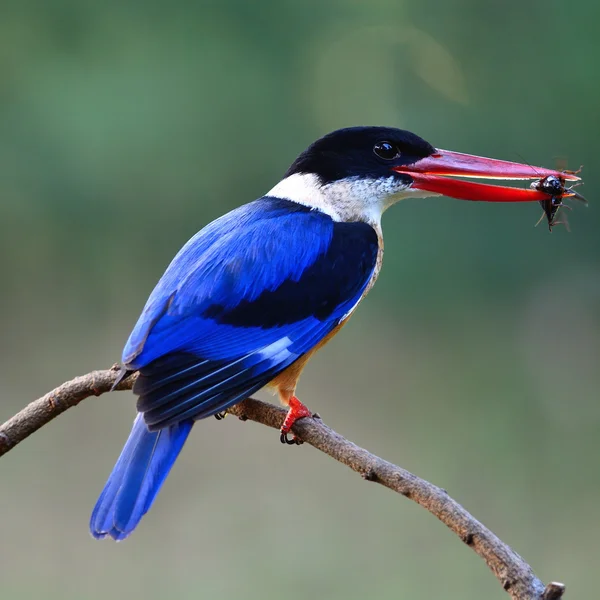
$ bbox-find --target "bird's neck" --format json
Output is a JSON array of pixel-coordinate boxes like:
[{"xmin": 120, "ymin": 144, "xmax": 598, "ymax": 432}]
[{"xmin": 266, "ymin": 173, "xmax": 384, "ymax": 228}]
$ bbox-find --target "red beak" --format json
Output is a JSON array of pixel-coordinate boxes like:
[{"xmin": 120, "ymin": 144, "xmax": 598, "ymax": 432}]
[{"xmin": 392, "ymin": 149, "xmax": 582, "ymax": 202}]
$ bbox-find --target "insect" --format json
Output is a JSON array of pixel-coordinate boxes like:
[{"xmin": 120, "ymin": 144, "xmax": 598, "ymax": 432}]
[{"xmin": 530, "ymin": 168, "xmax": 586, "ymax": 232}]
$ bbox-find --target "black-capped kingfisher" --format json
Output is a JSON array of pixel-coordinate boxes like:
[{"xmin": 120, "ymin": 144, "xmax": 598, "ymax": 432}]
[{"xmin": 90, "ymin": 126, "xmax": 580, "ymax": 540}]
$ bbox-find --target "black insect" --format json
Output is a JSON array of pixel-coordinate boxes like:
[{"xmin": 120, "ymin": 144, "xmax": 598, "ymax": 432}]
[
  {"xmin": 530, "ymin": 171, "xmax": 587, "ymax": 232},
  {"xmin": 532, "ymin": 175, "xmax": 568, "ymax": 231}
]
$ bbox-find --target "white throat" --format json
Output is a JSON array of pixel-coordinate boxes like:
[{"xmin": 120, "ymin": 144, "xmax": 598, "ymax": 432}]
[{"xmin": 267, "ymin": 172, "xmax": 434, "ymax": 227}]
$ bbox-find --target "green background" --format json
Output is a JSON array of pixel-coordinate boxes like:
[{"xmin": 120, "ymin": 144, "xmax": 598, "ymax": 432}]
[{"xmin": 1, "ymin": 1, "xmax": 599, "ymax": 598}]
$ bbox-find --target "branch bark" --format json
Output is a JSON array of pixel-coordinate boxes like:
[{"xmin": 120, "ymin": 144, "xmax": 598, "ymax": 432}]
[{"xmin": 0, "ymin": 366, "xmax": 564, "ymax": 600}]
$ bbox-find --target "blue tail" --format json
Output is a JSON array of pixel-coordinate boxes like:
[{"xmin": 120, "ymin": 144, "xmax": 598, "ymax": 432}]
[{"xmin": 90, "ymin": 414, "xmax": 193, "ymax": 540}]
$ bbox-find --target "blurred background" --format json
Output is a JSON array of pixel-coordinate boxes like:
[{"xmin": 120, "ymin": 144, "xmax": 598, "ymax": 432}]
[{"xmin": 1, "ymin": 1, "xmax": 599, "ymax": 598}]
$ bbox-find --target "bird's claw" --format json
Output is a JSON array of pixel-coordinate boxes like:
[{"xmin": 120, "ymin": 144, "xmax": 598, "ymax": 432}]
[
  {"xmin": 214, "ymin": 411, "xmax": 227, "ymax": 421},
  {"xmin": 279, "ymin": 396, "xmax": 312, "ymax": 446},
  {"xmin": 280, "ymin": 432, "xmax": 303, "ymax": 445}
]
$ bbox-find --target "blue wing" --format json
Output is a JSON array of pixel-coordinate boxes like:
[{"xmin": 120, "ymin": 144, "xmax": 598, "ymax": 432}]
[{"xmin": 126, "ymin": 197, "xmax": 379, "ymax": 430}]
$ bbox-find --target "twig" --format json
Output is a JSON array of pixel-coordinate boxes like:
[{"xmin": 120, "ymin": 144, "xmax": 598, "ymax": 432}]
[{"xmin": 0, "ymin": 367, "xmax": 564, "ymax": 600}]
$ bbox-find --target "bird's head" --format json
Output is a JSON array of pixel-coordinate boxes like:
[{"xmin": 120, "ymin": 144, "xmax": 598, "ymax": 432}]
[{"xmin": 268, "ymin": 126, "xmax": 581, "ymax": 226}]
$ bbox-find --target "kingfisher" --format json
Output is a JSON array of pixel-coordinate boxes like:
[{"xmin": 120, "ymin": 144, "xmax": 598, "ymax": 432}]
[{"xmin": 90, "ymin": 126, "xmax": 580, "ymax": 540}]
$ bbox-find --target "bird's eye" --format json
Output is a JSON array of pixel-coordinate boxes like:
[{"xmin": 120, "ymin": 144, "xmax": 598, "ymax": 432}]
[{"xmin": 373, "ymin": 141, "xmax": 401, "ymax": 160}]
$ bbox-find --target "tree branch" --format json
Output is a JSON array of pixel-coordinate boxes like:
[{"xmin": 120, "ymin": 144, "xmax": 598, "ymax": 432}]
[{"xmin": 0, "ymin": 367, "xmax": 564, "ymax": 600}]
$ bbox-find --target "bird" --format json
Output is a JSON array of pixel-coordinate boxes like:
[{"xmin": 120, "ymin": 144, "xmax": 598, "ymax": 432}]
[{"xmin": 90, "ymin": 125, "xmax": 579, "ymax": 541}]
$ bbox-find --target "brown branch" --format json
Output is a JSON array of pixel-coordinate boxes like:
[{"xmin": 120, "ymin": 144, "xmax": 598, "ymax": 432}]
[{"xmin": 0, "ymin": 368, "xmax": 564, "ymax": 600}]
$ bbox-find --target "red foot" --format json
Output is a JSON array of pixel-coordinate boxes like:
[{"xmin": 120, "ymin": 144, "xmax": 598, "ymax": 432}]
[{"xmin": 280, "ymin": 396, "xmax": 312, "ymax": 444}]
